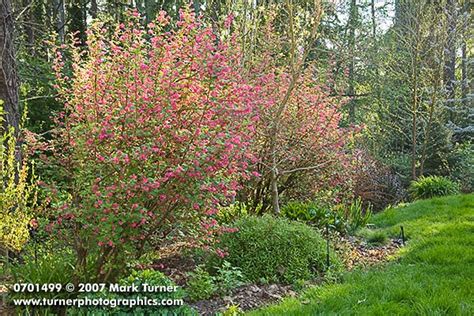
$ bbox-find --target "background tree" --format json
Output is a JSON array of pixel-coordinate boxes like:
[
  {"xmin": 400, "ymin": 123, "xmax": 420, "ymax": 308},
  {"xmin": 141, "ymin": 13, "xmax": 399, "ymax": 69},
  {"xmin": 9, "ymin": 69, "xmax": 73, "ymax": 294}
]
[{"xmin": 0, "ymin": 0, "xmax": 20, "ymax": 136}]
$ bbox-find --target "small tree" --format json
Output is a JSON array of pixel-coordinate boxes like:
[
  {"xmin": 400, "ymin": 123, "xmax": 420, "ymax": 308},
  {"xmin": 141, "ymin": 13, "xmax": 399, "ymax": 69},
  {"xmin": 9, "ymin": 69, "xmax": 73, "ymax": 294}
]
[{"xmin": 234, "ymin": 0, "xmax": 357, "ymax": 213}]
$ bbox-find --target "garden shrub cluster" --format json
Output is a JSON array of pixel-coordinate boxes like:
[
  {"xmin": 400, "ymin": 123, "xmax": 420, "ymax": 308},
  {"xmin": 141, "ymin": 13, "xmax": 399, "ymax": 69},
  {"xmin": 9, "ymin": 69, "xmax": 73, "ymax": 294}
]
[
  {"xmin": 281, "ymin": 201, "xmax": 345, "ymax": 232},
  {"xmin": 2, "ymin": 6, "xmax": 468, "ymax": 315},
  {"xmin": 409, "ymin": 176, "xmax": 460, "ymax": 200},
  {"xmin": 210, "ymin": 215, "xmax": 341, "ymax": 284}
]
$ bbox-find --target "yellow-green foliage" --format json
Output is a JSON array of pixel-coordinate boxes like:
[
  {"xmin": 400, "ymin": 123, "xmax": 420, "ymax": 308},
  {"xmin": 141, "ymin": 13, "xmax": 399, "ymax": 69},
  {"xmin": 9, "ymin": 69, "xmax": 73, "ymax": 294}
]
[{"xmin": 0, "ymin": 120, "xmax": 38, "ymax": 252}]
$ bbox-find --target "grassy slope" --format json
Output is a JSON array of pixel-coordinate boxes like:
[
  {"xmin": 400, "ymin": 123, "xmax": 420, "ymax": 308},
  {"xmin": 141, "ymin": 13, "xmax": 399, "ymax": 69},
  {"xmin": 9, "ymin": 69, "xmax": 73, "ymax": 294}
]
[{"xmin": 250, "ymin": 194, "xmax": 474, "ymax": 315}]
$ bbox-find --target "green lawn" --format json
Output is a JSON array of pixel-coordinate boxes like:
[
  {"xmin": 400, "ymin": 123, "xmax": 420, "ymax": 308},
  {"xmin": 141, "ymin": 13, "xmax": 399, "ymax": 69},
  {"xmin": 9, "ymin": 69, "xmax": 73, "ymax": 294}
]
[{"xmin": 250, "ymin": 194, "xmax": 474, "ymax": 315}]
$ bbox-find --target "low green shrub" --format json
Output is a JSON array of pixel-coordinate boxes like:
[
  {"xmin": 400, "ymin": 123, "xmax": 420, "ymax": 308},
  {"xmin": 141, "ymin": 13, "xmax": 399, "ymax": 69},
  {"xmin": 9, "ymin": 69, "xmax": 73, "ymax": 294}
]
[
  {"xmin": 409, "ymin": 176, "xmax": 460, "ymax": 200},
  {"xmin": 211, "ymin": 215, "xmax": 340, "ymax": 284},
  {"xmin": 220, "ymin": 305, "xmax": 244, "ymax": 316},
  {"xmin": 186, "ymin": 266, "xmax": 216, "ymax": 301},
  {"xmin": 9, "ymin": 244, "xmax": 75, "ymax": 294},
  {"xmin": 367, "ymin": 231, "xmax": 388, "ymax": 246},
  {"xmin": 185, "ymin": 261, "xmax": 244, "ymax": 301},
  {"xmin": 7, "ymin": 244, "xmax": 76, "ymax": 315},
  {"xmin": 358, "ymin": 228, "xmax": 389, "ymax": 246}
]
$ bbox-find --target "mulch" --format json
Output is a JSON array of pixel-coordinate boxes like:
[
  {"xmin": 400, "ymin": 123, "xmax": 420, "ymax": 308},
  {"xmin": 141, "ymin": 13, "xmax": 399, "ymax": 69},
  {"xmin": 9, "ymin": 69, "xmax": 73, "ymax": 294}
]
[{"xmin": 190, "ymin": 283, "xmax": 298, "ymax": 315}]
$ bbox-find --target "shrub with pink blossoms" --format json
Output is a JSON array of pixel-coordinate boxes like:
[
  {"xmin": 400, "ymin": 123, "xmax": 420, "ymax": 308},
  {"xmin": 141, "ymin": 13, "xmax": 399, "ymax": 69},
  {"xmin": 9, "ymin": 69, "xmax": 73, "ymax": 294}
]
[
  {"xmin": 51, "ymin": 9, "xmax": 258, "ymax": 281},
  {"xmin": 241, "ymin": 57, "xmax": 358, "ymax": 212}
]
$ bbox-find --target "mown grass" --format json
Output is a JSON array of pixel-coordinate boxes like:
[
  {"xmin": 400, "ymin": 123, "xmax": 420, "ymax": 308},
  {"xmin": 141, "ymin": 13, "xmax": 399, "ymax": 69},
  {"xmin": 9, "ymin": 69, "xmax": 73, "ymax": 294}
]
[{"xmin": 249, "ymin": 194, "xmax": 474, "ymax": 315}]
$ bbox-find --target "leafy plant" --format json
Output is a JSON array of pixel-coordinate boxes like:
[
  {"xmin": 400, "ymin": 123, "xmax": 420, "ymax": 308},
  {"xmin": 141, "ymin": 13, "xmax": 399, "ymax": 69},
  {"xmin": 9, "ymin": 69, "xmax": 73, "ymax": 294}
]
[
  {"xmin": 9, "ymin": 250, "xmax": 75, "ymax": 288},
  {"xmin": 359, "ymin": 229, "xmax": 389, "ymax": 246},
  {"xmin": 216, "ymin": 202, "xmax": 251, "ymax": 225},
  {"xmin": 409, "ymin": 176, "xmax": 460, "ymax": 200},
  {"xmin": 0, "ymin": 120, "xmax": 39, "ymax": 252},
  {"xmin": 214, "ymin": 261, "xmax": 244, "ymax": 294},
  {"xmin": 211, "ymin": 215, "xmax": 341, "ymax": 284},
  {"xmin": 281, "ymin": 201, "xmax": 346, "ymax": 232},
  {"xmin": 8, "ymin": 243, "xmax": 76, "ymax": 316},
  {"xmin": 344, "ymin": 198, "xmax": 372, "ymax": 234},
  {"xmin": 220, "ymin": 305, "xmax": 244, "ymax": 316},
  {"xmin": 186, "ymin": 265, "xmax": 216, "ymax": 301}
]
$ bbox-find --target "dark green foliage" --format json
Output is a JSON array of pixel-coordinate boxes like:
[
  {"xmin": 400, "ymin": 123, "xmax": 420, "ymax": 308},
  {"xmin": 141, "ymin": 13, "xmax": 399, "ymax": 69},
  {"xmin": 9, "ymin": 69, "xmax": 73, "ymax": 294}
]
[
  {"xmin": 448, "ymin": 142, "xmax": 474, "ymax": 193},
  {"xmin": 8, "ymin": 245, "xmax": 75, "ymax": 297},
  {"xmin": 186, "ymin": 266, "xmax": 216, "ymax": 301},
  {"xmin": 19, "ymin": 58, "xmax": 63, "ymax": 135},
  {"xmin": 7, "ymin": 244, "xmax": 76, "ymax": 315},
  {"xmin": 212, "ymin": 215, "xmax": 340, "ymax": 284},
  {"xmin": 364, "ymin": 230, "xmax": 389, "ymax": 246},
  {"xmin": 214, "ymin": 261, "xmax": 245, "ymax": 294},
  {"xmin": 409, "ymin": 176, "xmax": 460, "ymax": 200}
]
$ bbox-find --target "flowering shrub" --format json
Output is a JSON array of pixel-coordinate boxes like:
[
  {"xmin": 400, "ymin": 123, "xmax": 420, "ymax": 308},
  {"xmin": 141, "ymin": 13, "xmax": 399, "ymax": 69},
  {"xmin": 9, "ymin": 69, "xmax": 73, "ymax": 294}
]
[
  {"xmin": 242, "ymin": 61, "xmax": 357, "ymax": 211},
  {"xmin": 51, "ymin": 9, "xmax": 258, "ymax": 281}
]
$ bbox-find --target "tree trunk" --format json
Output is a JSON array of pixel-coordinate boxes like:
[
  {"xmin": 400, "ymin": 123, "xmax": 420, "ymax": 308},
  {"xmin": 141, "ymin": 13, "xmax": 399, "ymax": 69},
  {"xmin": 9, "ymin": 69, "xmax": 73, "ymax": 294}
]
[
  {"xmin": 68, "ymin": 0, "xmax": 87, "ymax": 45},
  {"xmin": 347, "ymin": 0, "xmax": 357, "ymax": 122},
  {"xmin": 270, "ymin": 151, "xmax": 280, "ymax": 215},
  {"xmin": 54, "ymin": 0, "xmax": 65, "ymax": 43},
  {"xmin": 461, "ymin": 1, "xmax": 469, "ymax": 107},
  {"xmin": 371, "ymin": 0, "xmax": 376, "ymax": 39},
  {"xmin": 411, "ymin": 52, "xmax": 419, "ymax": 181},
  {"xmin": 90, "ymin": 0, "xmax": 98, "ymax": 19},
  {"xmin": 144, "ymin": 0, "xmax": 154, "ymax": 25},
  {"xmin": 22, "ymin": 0, "xmax": 35, "ymax": 54},
  {"xmin": 444, "ymin": 0, "xmax": 457, "ymax": 118},
  {"xmin": 420, "ymin": 83, "xmax": 438, "ymax": 177},
  {"xmin": 0, "ymin": 0, "xmax": 20, "ymax": 137}
]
